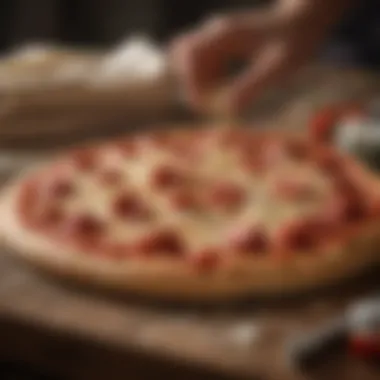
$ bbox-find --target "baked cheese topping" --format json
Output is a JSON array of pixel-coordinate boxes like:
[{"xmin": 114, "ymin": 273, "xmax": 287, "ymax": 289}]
[{"xmin": 17, "ymin": 127, "xmax": 378, "ymax": 267}]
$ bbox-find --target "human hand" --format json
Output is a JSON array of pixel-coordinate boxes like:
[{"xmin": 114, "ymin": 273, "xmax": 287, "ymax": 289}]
[{"xmin": 171, "ymin": 0, "xmax": 351, "ymax": 116}]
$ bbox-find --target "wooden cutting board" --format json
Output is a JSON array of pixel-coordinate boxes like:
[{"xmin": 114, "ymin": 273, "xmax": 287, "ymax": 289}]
[
  {"xmin": 0, "ymin": 44, "xmax": 176, "ymax": 149},
  {"xmin": 0, "ymin": 65, "xmax": 379, "ymax": 380}
]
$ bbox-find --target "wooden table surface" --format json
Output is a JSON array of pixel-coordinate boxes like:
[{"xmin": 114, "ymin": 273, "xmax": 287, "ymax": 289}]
[{"xmin": 0, "ymin": 65, "xmax": 379, "ymax": 380}]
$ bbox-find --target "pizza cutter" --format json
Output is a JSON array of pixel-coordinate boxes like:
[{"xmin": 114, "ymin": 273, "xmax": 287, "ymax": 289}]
[
  {"xmin": 308, "ymin": 98, "xmax": 380, "ymax": 171},
  {"xmin": 287, "ymin": 295, "xmax": 380, "ymax": 371}
]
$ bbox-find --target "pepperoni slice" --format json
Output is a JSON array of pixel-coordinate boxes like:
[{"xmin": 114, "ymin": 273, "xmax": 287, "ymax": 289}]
[
  {"xmin": 102, "ymin": 242, "xmax": 132, "ymax": 259},
  {"xmin": 170, "ymin": 190, "xmax": 199, "ymax": 211},
  {"xmin": 139, "ymin": 132, "xmax": 172, "ymax": 150},
  {"xmin": 332, "ymin": 173, "xmax": 361, "ymax": 197},
  {"xmin": 135, "ymin": 135, "xmax": 158, "ymax": 152},
  {"xmin": 241, "ymin": 141, "xmax": 283, "ymax": 173},
  {"xmin": 258, "ymin": 139, "xmax": 307, "ymax": 164},
  {"xmin": 65, "ymin": 214, "xmax": 104, "ymax": 238},
  {"xmin": 150, "ymin": 164, "xmax": 186, "ymax": 189},
  {"xmin": 314, "ymin": 148, "xmax": 342, "ymax": 174},
  {"xmin": 18, "ymin": 179, "xmax": 38, "ymax": 213},
  {"xmin": 31, "ymin": 204, "xmax": 64, "ymax": 227},
  {"xmin": 113, "ymin": 193, "xmax": 151, "ymax": 220},
  {"xmin": 330, "ymin": 174, "xmax": 368, "ymax": 222},
  {"xmin": 206, "ymin": 181, "xmax": 246, "ymax": 209},
  {"xmin": 71, "ymin": 150, "xmax": 96, "ymax": 171},
  {"xmin": 272, "ymin": 179, "xmax": 316, "ymax": 201},
  {"xmin": 136, "ymin": 229, "xmax": 184, "ymax": 256},
  {"xmin": 285, "ymin": 140, "xmax": 308, "ymax": 160},
  {"xmin": 19, "ymin": 181, "xmax": 65, "ymax": 228},
  {"xmin": 39, "ymin": 206, "xmax": 64, "ymax": 225},
  {"xmin": 274, "ymin": 219, "xmax": 321, "ymax": 252},
  {"xmin": 228, "ymin": 225, "xmax": 268, "ymax": 254},
  {"xmin": 263, "ymin": 141, "xmax": 288, "ymax": 163},
  {"xmin": 98, "ymin": 169, "xmax": 122, "ymax": 186},
  {"xmin": 218, "ymin": 128, "xmax": 252, "ymax": 148},
  {"xmin": 115, "ymin": 138, "xmax": 138, "ymax": 157},
  {"xmin": 166, "ymin": 133, "xmax": 205, "ymax": 160},
  {"xmin": 241, "ymin": 153, "xmax": 266, "ymax": 174},
  {"xmin": 343, "ymin": 198, "xmax": 367, "ymax": 222},
  {"xmin": 324, "ymin": 195, "xmax": 366, "ymax": 224},
  {"xmin": 45, "ymin": 178, "xmax": 74, "ymax": 198},
  {"xmin": 190, "ymin": 248, "xmax": 220, "ymax": 273}
]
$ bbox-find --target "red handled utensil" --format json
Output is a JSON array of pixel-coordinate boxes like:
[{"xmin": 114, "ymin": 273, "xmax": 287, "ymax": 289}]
[{"xmin": 287, "ymin": 295, "xmax": 380, "ymax": 371}]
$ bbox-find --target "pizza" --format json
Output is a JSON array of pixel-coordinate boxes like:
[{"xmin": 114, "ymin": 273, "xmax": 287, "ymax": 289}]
[{"xmin": 1, "ymin": 125, "xmax": 380, "ymax": 301}]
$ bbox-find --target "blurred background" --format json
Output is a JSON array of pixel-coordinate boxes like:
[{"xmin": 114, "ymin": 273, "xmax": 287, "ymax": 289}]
[
  {"xmin": 0, "ymin": 0, "xmax": 266, "ymax": 47},
  {"xmin": 0, "ymin": 0, "xmax": 378, "ymax": 67}
]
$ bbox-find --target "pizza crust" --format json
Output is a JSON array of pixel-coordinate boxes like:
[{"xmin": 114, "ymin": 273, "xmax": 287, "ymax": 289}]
[
  {"xmin": 1, "ymin": 176, "xmax": 380, "ymax": 302},
  {"xmin": 1, "ymin": 129, "xmax": 380, "ymax": 302}
]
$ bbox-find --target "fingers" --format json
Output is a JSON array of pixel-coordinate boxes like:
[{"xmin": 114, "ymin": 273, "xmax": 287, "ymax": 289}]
[
  {"xmin": 171, "ymin": 18, "xmax": 237, "ymax": 110},
  {"xmin": 226, "ymin": 41, "xmax": 299, "ymax": 113},
  {"xmin": 170, "ymin": 33, "xmax": 203, "ymax": 108},
  {"xmin": 170, "ymin": 15, "xmax": 260, "ymax": 111},
  {"xmin": 170, "ymin": 8, "xmax": 305, "ymax": 115}
]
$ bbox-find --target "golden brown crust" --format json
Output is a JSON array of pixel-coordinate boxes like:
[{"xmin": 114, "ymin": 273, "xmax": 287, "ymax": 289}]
[{"xmin": 1, "ymin": 127, "xmax": 380, "ymax": 301}]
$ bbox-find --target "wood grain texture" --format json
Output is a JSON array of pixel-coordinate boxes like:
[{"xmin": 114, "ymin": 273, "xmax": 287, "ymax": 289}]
[{"xmin": 0, "ymin": 65, "xmax": 379, "ymax": 380}]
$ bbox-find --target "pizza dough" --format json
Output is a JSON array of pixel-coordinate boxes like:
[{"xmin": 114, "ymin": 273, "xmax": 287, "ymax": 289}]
[{"xmin": 1, "ymin": 125, "xmax": 380, "ymax": 301}]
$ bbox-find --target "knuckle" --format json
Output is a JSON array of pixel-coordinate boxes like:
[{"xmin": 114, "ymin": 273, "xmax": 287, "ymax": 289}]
[{"xmin": 205, "ymin": 14, "xmax": 235, "ymax": 36}]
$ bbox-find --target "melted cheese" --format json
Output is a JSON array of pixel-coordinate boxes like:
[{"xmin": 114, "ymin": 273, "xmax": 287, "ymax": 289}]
[{"xmin": 53, "ymin": 131, "xmax": 332, "ymax": 253}]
